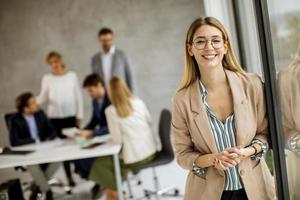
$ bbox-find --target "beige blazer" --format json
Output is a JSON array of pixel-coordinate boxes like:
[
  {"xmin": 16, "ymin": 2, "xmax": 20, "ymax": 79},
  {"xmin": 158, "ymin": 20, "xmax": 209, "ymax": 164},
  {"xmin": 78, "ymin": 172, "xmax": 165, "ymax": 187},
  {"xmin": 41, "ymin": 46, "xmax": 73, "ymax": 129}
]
[
  {"xmin": 278, "ymin": 57, "xmax": 300, "ymax": 140},
  {"xmin": 172, "ymin": 69, "xmax": 275, "ymax": 200},
  {"xmin": 278, "ymin": 58, "xmax": 300, "ymax": 200}
]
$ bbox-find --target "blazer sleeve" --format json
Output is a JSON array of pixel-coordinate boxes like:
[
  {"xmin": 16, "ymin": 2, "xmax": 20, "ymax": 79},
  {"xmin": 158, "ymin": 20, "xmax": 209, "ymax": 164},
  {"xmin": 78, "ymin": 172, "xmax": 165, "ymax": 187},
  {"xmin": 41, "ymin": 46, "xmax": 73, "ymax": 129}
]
[
  {"xmin": 252, "ymin": 75, "xmax": 270, "ymax": 145},
  {"xmin": 9, "ymin": 119, "xmax": 34, "ymax": 146},
  {"xmin": 84, "ymin": 101, "xmax": 98, "ymax": 130},
  {"xmin": 105, "ymin": 108, "xmax": 122, "ymax": 144},
  {"xmin": 278, "ymin": 71, "xmax": 298, "ymax": 142},
  {"xmin": 123, "ymin": 52, "xmax": 135, "ymax": 93},
  {"xmin": 172, "ymin": 96, "xmax": 201, "ymax": 171},
  {"xmin": 92, "ymin": 126, "xmax": 109, "ymax": 137}
]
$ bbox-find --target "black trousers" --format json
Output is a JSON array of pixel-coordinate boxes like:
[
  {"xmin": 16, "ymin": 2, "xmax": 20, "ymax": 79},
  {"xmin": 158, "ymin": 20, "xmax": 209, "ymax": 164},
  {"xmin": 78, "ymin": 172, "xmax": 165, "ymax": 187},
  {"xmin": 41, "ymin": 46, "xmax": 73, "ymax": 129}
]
[
  {"xmin": 50, "ymin": 116, "xmax": 77, "ymax": 138},
  {"xmin": 221, "ymin": 189, "xmax": 248, "ymax": 200},
  {"xmin": 50, "ymin": 116, "xmax": 77, "ymax": 184}
]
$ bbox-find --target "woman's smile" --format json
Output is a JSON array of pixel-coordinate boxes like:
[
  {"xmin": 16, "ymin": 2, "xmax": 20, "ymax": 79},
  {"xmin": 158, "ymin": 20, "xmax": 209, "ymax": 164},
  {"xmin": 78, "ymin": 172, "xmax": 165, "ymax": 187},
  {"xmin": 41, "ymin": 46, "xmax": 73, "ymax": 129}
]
[{"xmin": 201, "ymin": 53, "xmax": 218, "ymax": 60}]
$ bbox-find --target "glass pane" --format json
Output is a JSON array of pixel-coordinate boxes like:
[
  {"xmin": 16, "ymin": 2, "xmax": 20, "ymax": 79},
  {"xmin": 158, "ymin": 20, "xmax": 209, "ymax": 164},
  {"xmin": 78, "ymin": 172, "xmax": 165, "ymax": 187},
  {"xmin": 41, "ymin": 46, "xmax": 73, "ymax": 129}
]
[{"xmin": 267, "ymin": 1, "xmax": 300, "ymax": 199}]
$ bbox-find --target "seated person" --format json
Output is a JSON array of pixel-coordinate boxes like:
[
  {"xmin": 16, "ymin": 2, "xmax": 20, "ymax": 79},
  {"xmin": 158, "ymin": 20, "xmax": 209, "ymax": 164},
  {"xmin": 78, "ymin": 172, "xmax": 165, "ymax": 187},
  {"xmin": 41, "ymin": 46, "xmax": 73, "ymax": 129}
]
[
  {"xmin": 9, "ymin": 92, "xmax": 58, "ymax": 200},
  {"xmin": 80, "ymin": 73, "xmax": 111, "ymax": 138},
  {"xmin": 10, "ymin": 92, "xmax": 57, "ymax": 146},
  {"xmin": 73, "ymin": 74, "xmax": 111, "ymax": 198},
  {"xmin": 89, "ymin": 77, "xmax": 158, "ymax": 200}
]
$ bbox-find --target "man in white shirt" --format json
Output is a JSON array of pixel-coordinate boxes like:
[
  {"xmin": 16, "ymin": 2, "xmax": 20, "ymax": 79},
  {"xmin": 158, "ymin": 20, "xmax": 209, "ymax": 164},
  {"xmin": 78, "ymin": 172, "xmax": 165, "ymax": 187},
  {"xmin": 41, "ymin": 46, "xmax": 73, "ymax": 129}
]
[{"xmin": 91, "ymin": 27, "xmax": 135, "ymax": 92}]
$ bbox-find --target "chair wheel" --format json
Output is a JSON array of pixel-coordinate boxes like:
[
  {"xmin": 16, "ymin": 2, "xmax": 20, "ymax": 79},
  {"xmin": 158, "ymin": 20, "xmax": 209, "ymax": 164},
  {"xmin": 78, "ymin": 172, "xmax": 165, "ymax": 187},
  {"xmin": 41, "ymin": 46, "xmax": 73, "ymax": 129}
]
[
  {"xmin": 144, "ymin": 190, "xmax": 150, "ymax": 198},
  {"xmin": 174, "ymin": 189, "xmax": 179, "ymax": 196}
]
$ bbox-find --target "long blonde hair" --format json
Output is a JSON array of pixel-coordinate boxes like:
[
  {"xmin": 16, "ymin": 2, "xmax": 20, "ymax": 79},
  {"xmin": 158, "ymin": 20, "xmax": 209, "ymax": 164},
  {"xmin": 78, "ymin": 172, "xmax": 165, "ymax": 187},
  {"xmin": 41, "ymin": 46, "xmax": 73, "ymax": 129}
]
[
  {"xmin": 109, "ymin": 77, "xmax": 133, "ymax": 118},
  {"xmin": 178, "ymin": 17, "xmax": 243, "ymax": 91}
]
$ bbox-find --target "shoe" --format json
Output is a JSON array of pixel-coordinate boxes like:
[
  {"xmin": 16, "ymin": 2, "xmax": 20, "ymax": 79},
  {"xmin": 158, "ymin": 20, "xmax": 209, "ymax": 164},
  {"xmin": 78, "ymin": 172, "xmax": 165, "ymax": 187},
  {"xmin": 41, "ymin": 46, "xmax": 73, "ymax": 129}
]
[
  {"xmin": 91, "ymin": 184, "xmax": 103, "ymax": 199},
  {"xmin": 45, "ymin": 190, "xmax": 53, "ymax": 200},
  {"xmin": 68, "ymin": 179, "xmax": 76, "ymax": 187},
  {"xmin": 64, "ymin": 185, "xmax": 72, "ymax": 195},
  {"xmin": 29, "ymin": 185, "xmax": 41, "ymax": 200}
]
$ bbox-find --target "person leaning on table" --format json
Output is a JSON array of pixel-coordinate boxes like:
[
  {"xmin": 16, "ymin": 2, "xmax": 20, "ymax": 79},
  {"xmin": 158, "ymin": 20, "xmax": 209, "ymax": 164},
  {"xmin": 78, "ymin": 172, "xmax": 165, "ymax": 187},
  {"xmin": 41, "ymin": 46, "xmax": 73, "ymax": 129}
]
[{"xmin": 171, "ymin": 17, "xmax": 275, "ymax": 200}]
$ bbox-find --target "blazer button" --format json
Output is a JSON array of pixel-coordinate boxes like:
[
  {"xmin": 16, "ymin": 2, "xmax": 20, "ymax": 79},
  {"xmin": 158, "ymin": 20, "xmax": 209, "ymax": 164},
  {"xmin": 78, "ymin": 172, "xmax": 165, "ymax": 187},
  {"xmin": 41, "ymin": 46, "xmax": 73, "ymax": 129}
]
[{"xmin": 240, "ymin": 170, "xmax": 245, "ymax": 176}]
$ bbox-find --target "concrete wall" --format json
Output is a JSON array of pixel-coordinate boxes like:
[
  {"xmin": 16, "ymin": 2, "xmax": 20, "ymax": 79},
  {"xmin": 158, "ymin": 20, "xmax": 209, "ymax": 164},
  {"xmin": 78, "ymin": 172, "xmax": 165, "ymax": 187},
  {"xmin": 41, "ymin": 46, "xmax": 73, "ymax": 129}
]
[{"xmin": 0, "ymin": 0, "xmax": 205, "ymax": 146}]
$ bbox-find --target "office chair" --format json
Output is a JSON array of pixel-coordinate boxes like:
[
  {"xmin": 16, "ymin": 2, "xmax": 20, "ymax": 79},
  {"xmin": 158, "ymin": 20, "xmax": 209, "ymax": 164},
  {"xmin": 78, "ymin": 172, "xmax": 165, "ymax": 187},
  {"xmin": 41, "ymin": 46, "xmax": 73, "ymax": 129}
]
[
  {"xmin": 4, "ymin": 113, "xmax": 33, "ymax": 192},
  {"xmin": 4, "ymin": 113, "xmax": 26, "ymax": 172},
  {"xmin": 126, "ymin": 109, "xmax": 181, "ymax": 199},
  {"xmin": 4, "ymin": 113, "xmax": 17, "ymax": 135}
]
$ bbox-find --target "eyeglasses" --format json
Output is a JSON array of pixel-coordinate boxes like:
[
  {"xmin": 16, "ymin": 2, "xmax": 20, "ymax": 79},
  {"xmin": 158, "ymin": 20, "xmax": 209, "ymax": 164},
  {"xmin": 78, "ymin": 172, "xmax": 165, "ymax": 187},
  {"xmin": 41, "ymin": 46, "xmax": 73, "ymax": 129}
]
[{"xmin": 192, "ymin": 37, "xmax": 224, "ymax": 50}]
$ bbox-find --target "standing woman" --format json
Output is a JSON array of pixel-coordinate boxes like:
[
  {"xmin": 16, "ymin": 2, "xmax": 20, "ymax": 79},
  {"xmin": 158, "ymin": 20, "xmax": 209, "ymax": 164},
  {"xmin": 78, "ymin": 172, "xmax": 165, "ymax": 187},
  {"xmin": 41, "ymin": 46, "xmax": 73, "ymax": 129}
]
[
  {"xmin": 278, "ymin": 53, "xmax": 300, "ymax": 200},
  {"xmin": 172, "ymin": 17, "xmax": 275, "ymax": 200},
  {"xmin": 37, "ymin": 51, "xmax": 84, "ymax": 186},
  {"xmin": 89, "ymin": 77, "xmax": 157, "ymax": 200}
]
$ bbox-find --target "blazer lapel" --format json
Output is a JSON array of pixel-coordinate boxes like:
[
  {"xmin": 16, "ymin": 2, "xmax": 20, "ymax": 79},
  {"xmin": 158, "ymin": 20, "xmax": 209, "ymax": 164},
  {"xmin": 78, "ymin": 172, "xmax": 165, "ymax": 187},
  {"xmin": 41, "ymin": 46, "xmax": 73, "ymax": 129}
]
[
  {"xmin": 225, "ymin": 70, "xmax": 248, "ymax": 147},
  {"xmin": 190, "ymin": 81, "xmax": 218, "ymax": 153},
  {"xmin": 189, "ymin": 69, "xmax": 250, "ymax": 153}
]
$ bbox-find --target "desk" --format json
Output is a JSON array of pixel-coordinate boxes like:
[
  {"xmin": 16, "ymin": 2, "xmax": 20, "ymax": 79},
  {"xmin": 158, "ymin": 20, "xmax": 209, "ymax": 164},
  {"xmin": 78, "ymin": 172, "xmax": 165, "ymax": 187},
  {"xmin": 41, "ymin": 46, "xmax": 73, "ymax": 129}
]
[{"xmin": 0, "ymin": 137, "xmax": 124, "ymax": 200}]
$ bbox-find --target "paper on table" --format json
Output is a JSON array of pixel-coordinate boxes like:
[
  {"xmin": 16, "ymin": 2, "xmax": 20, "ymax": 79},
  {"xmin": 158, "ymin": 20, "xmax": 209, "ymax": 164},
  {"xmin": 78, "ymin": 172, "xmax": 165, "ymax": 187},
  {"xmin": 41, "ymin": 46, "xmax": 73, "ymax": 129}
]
[
  {"xmin": 81, "ymin": 134, "xmax": 112, "ymax": 149},
  {"xmin": 62, "ymin": 127, "xmax": 81, "ymax": 138},
  {"xmin": 90, "ymin": 134, "xmax": 111, "ymax": 143}
]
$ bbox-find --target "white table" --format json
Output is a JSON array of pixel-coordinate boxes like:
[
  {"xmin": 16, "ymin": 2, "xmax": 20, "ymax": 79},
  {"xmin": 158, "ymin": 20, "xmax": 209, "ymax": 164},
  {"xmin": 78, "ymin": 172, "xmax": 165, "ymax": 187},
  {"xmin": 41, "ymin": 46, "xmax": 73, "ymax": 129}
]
[{"xmin": 0, "ymin": 137, "xmax": 124, "ymax": 200}]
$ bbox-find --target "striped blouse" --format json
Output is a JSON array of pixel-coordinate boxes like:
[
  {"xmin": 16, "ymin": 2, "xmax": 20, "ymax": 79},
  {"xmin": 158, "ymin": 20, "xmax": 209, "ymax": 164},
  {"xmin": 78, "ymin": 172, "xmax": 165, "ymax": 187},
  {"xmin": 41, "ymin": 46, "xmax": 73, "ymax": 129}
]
[{"xmin": 199, "ymin": 81, "xmax": 243, "ymax": 191}]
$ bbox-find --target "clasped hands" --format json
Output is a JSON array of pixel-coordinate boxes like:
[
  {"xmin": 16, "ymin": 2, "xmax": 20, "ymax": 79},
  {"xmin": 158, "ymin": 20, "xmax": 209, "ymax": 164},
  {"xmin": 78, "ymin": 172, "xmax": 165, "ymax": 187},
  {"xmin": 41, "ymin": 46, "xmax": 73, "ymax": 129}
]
[{"xmin": 213, "ymin": 147, "xmax": 247, "ymax": 171}]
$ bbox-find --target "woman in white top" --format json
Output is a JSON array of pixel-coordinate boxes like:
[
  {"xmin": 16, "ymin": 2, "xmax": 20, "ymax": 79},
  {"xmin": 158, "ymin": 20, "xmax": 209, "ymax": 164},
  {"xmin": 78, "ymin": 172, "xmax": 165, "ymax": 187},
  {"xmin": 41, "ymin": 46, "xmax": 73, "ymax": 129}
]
[
  {"xmin": 89, "ymin": 76, "xmax": 157, "ymax": 200},
  {"xmin": 37, "ymin": 51, "xmax": 83, "ymax": 186},
  {"xmin": 37, "ymin": 51, "xmax": 83, "ymax": 133}
]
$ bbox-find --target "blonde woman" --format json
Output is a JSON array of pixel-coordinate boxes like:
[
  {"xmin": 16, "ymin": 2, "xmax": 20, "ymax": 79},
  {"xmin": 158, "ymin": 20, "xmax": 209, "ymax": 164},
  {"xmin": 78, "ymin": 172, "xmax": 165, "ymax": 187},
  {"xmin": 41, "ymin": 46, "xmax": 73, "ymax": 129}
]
[
  {"xmin": 172, "ymin": 17, "xmax": 275, "ymax": 200},
  {"xmin": 278, "ymin": 50, "xmax": 300, "ymax": 200},
  {"xmin": 89, "ymin": 77, "xmax": 157, "ymax": 200},
  {"xmin": 37, "ymin": 51, "xmax": 83, "ymax": 136},
  {"xmin": 37, "ymin": 51, "xmax": 83, "ymax": 186}
]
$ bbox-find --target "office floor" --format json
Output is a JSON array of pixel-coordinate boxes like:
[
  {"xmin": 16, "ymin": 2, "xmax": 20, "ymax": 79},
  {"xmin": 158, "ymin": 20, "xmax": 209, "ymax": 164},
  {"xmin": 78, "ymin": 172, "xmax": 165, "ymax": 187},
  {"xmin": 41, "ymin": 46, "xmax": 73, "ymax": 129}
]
[{"xmin": 0, "ymin": 160, "xmax": 187, "ymax": 200}]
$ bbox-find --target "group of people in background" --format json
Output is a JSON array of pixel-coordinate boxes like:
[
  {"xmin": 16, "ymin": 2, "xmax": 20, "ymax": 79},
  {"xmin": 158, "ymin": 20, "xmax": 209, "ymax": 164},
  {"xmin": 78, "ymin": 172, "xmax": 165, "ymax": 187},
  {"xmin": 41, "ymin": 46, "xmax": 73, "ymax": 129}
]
[
  {"xmin": 8, "ymin": 16, "xmax": 288, "ymax": 200},
  {"xmin": 8, "ymin": 27, "xmax": 159, "ymax": 200}
]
